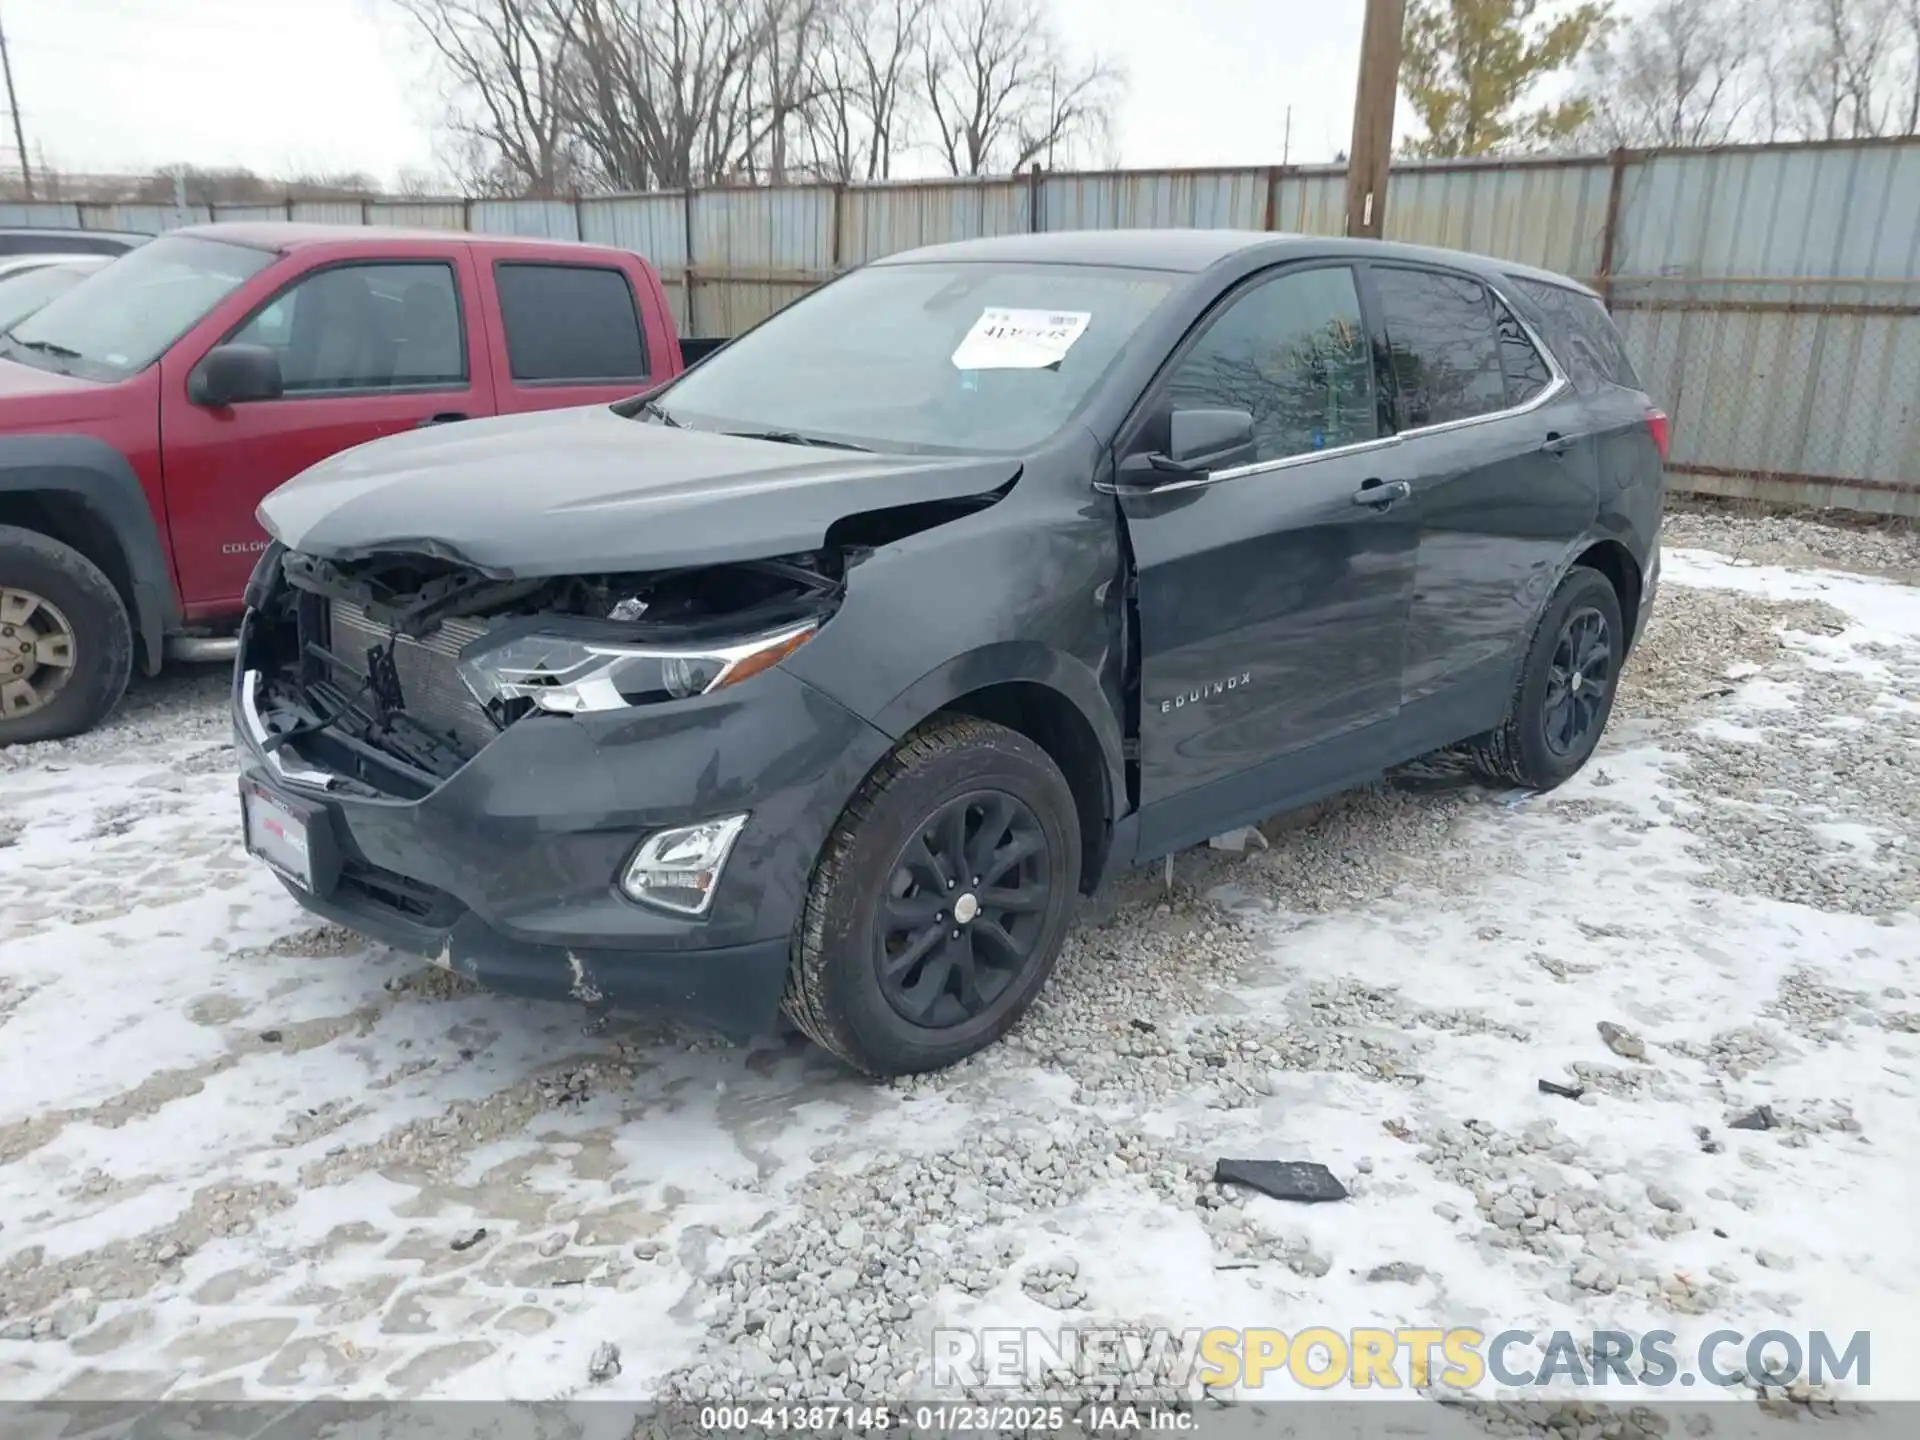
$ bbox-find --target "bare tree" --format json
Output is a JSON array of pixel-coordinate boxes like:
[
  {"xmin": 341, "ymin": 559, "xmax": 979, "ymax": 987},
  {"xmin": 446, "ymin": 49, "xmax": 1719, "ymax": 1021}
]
[
  {"xmin": 800, "ymin": 0, "xmax": 932, "ymax": 179},
  {"xmin": 394, "ymin": 0, "xmax": 1120, "ymax": 192},
  {"xmin": 1583, "ymin": 0, "xmax": 1759, "ymax": 147},
  {"xmin": 1904, "ymin": 0, "xmax": 1920, "ymax": 130},
  {"xmin": 395, "ymin": 166, "xmax": 453, "ymax": 197},
  {"xmin": 552, "ymin": 0, "xmax": 767, "ymax": 189},
  {"xmin": 918, "ymin": 0, "xmax": 1121, "ymax": 176},
  {"xmin": 1769, "ymin": 0, "xmax": 1902, "ymax": 137},
  {"xmin": 395, "ymin": 0, "xmax": 583, "ymax": 195},
  {"xmin": 741, "ymin": 0, "xmax": 834, "ymax": 181}
]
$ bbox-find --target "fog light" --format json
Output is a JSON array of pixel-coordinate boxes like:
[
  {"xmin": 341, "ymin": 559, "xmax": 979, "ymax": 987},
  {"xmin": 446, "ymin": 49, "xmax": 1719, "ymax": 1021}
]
[{"xmin": 620, "ymin": 814, "xmax": 749, "ymax": 916}]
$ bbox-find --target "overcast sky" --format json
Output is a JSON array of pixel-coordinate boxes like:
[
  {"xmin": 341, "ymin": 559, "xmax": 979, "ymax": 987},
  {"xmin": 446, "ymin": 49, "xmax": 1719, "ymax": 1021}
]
[{"xmin": 2, "ymin": 0, "xmax": 1378, "ymax": 187}]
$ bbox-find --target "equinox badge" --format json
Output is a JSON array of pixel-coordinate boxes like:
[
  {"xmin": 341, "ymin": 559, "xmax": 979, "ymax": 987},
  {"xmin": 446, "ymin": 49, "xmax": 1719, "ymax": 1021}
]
[{"xmin": 1160, "ymin": 671, "xmax": 1251, "ymax": 714}]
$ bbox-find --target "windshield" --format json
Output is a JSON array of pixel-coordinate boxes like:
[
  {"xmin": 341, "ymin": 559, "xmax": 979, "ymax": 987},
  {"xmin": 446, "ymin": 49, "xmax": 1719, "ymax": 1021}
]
[
  {"xmin": 0, "ymin": 265, "xmax": 93, "ymax": 332},
  {"xmin": 3, "ymin": 235, "xmax": 275, "ymax": 381},
  {"xmin": 655, "ymin": 261, "xmax": 1177, "ymax": 452}
]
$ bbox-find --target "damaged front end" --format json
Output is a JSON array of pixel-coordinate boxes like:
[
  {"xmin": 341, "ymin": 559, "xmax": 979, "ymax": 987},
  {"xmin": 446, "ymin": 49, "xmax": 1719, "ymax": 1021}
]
[{"xmin": 241, "ymin": 546, "xmax": 847, "ymax": 799}]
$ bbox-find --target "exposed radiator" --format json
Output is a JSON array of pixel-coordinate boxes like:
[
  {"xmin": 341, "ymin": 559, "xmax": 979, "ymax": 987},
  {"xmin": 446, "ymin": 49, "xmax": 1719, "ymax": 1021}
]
[{"xmin": 327, "ymin": 601, "xmax": 498, "ymax": 753}]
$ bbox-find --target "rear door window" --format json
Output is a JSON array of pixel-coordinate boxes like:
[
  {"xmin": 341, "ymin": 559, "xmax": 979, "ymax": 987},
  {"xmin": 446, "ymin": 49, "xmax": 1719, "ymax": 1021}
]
[
  {"xmin": 1371, "ymin": 266, "xmax": 1509, "ymax": 429},
  {"xmin": 1510, "ymin": 277, "xmax": 1640, "ymax": 391},
  {"xmin": 494, "ymin": 262, "xmax": 648, "ymax": 383}
]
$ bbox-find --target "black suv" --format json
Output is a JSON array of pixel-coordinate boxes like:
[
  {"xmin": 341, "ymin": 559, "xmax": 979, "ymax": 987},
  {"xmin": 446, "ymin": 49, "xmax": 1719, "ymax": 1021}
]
[{"xmin": 232, "ymin": 229, "xmax": 1666, "ymax": 1077}]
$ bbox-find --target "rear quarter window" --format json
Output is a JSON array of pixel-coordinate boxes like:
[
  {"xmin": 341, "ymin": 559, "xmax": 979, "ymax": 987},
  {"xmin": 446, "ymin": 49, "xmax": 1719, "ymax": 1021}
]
[{"xmin": 1511, "ymin": 277, "xmax": 1640, "ymax": 392}]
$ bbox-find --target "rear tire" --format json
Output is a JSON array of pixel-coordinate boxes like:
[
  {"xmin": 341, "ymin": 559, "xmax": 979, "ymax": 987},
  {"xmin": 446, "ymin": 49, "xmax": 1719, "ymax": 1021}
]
[
  {"xmin": 783, "ymin": 716, "xmax": 1082, "ymax": 1077},
  {"xmin": 0, "ymin": 525, "xmax": 133, "ymax": 746},
  {"xmin": 1466, "ymin": 565, "xmax": 1623, "ymax": 791}
]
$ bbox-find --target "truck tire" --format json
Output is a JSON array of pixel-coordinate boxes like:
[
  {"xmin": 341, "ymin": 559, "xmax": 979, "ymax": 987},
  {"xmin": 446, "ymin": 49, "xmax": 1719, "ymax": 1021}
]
[
  {"xmin": 783, "ymin": 715, "xmax": 1082, "ymax": 1077},
  {"xmin": 1466, "ymin": 564, "xmax": 1624, "ymax": 792},
  {"xmin": 0, "ymin": 524, "xmax": 134, "ymax": 745}
]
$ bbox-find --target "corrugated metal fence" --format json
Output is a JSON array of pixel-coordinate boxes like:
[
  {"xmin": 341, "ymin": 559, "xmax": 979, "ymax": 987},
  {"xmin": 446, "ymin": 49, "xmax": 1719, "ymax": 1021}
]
[{"xmin": 7, "ymin": 137, "xmax": 1918, "ymax": 516}]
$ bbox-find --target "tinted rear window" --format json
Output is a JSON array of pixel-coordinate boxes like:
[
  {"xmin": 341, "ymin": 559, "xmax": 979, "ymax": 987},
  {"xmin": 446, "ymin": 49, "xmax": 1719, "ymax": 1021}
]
[
  {"xmin": 494, "ymin": 262, "xmax": 648, "ymax": 383},
  {"xmin": 1511, "ymin": 277, "xmax": 1640, "ymax": 390}
]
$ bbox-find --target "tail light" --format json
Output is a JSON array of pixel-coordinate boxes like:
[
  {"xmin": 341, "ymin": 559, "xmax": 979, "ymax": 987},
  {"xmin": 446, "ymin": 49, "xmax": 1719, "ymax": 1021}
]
[{"xmin": 1646, "ymin": 409, "xmax": 1671, "ymax": 461}]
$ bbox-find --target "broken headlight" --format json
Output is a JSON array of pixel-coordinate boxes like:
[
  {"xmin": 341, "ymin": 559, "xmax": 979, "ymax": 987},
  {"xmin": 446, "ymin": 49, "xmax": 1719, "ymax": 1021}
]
[{"xmin": 457, "ymin": 620, "xmax": 817, "ymax": 716}]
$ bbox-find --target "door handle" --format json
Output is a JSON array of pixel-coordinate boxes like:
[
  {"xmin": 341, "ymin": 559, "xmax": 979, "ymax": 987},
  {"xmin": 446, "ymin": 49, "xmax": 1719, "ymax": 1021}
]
[
  {"xmin": 1540, "ymin": 432, "xmax": 1576, "ymax": 457},
  {"xmin": 1351, "ymin": 478, "xmax": 1411, "ymax": 508},
  {"xmin": 416, "ymin": 411, "xmax": 469, "ymax": 428}
]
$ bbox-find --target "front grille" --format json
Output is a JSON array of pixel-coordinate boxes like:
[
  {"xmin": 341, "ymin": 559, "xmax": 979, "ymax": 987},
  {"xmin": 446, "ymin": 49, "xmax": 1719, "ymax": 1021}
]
[{"xmin": 327, "ymin": 601, "xmax": 498, "ymax": 752}]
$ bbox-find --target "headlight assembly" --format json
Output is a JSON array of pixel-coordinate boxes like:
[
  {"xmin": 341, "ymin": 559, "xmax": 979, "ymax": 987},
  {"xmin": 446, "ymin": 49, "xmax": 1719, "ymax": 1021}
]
[{"xmin": 458, "ymin": 619, "xmax": 817, "ymax": 716}]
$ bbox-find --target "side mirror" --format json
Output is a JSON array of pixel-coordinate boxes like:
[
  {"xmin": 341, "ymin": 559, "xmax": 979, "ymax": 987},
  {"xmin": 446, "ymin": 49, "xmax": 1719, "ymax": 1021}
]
[
  {"xmin": 190, "ymin": 344, "xmax": 284, "ymax": 407},
  {"xmin": 1123, "ymin": 407, "xmax": 1257, "ymax": 482}
]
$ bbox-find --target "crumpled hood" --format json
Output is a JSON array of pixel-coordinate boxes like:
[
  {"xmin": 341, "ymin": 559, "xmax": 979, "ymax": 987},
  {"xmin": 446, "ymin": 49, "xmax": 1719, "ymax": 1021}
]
[{"xmin": 258, "ymin": 405, "xmax": 1019, "ymax": 575}]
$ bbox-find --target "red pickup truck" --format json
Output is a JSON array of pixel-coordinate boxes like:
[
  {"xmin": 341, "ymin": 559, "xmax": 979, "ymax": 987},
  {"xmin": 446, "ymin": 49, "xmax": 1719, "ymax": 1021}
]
[{"xmin": 0, "ymin": 223, "xmax": 689, "ymax": 743}]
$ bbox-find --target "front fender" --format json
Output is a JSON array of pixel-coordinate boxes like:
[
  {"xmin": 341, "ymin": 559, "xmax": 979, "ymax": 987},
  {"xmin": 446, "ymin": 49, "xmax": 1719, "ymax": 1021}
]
[
  {"xmin": 0, "ymin": 435, "xmax": 178, "ymax": 675},
  {"xmin": 778, "ymin": 446, "xmax": 1129, "ymax": 832},
  {"xmin": 869, "ymin": 638, "xmax": 1127, "ymax": 797}
]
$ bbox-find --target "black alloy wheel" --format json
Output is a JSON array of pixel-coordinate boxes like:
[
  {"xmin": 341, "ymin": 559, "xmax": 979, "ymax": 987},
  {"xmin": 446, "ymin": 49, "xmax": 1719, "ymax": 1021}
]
[
  {"xmin": 1463, "ymin": 563, "xmax": 1625, "ymax": 792},
  {"xmin": 783, "ymin": 715, "xmax": 1082, "ymax": 1077},
  {"xmin": 876, "ymin": 790, "xmax": 1051, "ymax": 1029},
  {"xmin": 1542, "ymin": 607, "xmax": 1612, "ymax": 757}
]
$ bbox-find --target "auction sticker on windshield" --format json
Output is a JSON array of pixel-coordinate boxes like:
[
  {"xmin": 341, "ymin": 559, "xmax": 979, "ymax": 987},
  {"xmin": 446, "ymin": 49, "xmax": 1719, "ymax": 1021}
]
[{"xmin": 951, "ymin": 308, "xmax": 1091, "ymax": 370}]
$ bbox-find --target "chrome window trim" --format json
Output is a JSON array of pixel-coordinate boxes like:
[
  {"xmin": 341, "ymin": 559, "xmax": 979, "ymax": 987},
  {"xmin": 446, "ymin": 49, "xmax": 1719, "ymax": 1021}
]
[{"xmin": 1101, "ymin": 270, "xmax": 1569, "ymax": 497}]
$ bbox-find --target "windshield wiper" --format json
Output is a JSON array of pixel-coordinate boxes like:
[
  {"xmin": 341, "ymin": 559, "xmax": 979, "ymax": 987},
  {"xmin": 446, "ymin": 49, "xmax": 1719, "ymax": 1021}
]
[
  {"xmin": 639, "ymin": 399, "xmax": 683, "ymax": 427},
  {"xmin": 3, "ymin": 334, "xmax": 83, "ymax": 360},
  {"xmin": 724, "ymin": 429, "xmax": 872, "ymax": 452}
]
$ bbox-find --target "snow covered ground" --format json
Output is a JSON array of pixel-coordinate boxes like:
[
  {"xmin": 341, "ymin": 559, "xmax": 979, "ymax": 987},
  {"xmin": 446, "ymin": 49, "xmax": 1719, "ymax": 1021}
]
[{"xmin": 1, "ymin": 512, "xmax": 1915, "ymax": 1427}]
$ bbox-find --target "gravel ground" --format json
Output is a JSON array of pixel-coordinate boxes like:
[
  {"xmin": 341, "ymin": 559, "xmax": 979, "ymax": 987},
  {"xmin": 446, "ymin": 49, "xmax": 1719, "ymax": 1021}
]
[{"xmin": 0, "ymin": 507, "xmax": 1915, "ymax": 1430}]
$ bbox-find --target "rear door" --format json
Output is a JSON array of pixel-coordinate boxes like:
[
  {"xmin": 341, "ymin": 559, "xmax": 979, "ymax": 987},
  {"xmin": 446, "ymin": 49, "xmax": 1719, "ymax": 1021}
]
[
  {"xmin": 1121, "ymin": 261, "xmax": 1420, "ymax": 856},
  {"xmin": 475, "ymin": 251, "xmax": 672, "ymax": 414},
  {"xmin": 161, "ymin": 242, "xmax": 497, "ymax": 608},
  {"xmin": 1366, "ymin": 263, "xmax": 1597, "ymax": 747}
]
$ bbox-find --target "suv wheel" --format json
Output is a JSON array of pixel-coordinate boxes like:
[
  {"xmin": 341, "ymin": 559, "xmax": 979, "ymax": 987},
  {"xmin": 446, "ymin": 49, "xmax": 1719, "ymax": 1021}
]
[
  {"xmin": 0, "ymin": 525, "xmax": 133, "ymax": 746},
  {"xmin": 783, "ymin": 715, "xmax": 1082, "ymax": 1077},
  {"xmin": 1467, "ymin": 564, "xmax": 1624, "ymax": 791}
]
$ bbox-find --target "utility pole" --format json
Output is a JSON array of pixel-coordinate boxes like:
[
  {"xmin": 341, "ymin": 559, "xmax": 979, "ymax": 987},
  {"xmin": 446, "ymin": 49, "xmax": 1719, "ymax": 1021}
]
[
  {"xmin": 1046, "ymin": 67, "xmax": 1058, "ymax": 171},
  {"xmin": 1344, "ymin": 0, "xmax": 1405, "ymax": 239},
  {"xmin": 0, "ymin": 4, "xmax": 31, "ymax": 201}
]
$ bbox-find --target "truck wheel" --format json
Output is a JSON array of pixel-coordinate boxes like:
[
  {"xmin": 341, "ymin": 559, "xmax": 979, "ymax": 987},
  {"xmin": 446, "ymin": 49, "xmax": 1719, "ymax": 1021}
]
[
  {"xmin": 783, "ymin": 715, "xmax": 1082, "ymax": 1077},
  {"xmin": 0, "ymin": 525, "xmax": 134, "ymax": 746},
  {"xmin": 1466, "ymin": 564, "xmax": 1624, "ymax": 792}
]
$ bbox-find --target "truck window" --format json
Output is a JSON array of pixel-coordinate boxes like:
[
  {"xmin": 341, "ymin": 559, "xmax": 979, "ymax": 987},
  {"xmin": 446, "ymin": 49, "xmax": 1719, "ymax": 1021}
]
[
  {"xmin": 229, "ymin": 262, "xmax": 466, "ymax": 394},
  {"xmin": 1371, "ymin": 266, "xmax": 1509, "ymax": 429},
  {"xmin": 1166, "ymin": 265, "xmax": 1378, "ymax": 462},
  {"xmin": 494, "ymin": 262, "xmax": 648, "ymax": 383}
]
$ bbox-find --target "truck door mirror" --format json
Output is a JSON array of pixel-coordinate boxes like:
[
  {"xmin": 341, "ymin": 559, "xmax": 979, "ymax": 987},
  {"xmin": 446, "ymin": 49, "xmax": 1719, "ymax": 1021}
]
[
  {"xmin": 190, "ymin": 344, "xmax": 284, "ymax": 407},
  {"xmin": 1123, "ymin": 407, "xmax": 1257, "ymax": 481}
]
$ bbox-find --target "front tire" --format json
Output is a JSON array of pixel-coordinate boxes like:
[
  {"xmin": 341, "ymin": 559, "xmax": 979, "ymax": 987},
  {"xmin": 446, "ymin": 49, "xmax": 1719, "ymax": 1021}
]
[
  {"xmin": 783, "ymin": 716, "xmax": 1082, "ymax": 1077},
  {"xmin": 0, "ymin": 525, "xmax": 133, "ymax": 746},
  {"xmin": 1466, "ymin": 564, "xmax": 1624, "ymax": 791}
]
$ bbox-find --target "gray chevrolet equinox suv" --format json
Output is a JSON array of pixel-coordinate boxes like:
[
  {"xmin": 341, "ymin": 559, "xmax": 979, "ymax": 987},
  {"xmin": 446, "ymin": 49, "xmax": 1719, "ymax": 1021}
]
[{"xmin": 233, "ymin": 229, "xmax": 1667, "ymax": 1076}]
